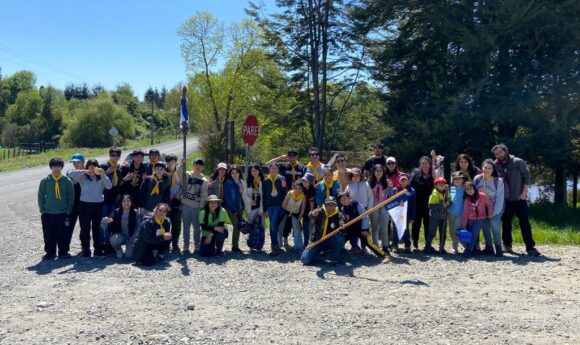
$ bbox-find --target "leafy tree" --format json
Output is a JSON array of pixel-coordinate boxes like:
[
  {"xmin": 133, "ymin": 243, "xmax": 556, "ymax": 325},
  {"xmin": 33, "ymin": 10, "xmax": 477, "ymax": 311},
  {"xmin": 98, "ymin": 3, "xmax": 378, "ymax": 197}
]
[{"xmin": 64, "ymin": 82, "xmax": 90, "ymax": 100}]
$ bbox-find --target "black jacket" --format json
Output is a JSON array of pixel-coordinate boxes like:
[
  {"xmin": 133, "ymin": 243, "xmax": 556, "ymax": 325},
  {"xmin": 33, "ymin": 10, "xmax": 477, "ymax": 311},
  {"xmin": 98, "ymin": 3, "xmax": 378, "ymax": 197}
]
[{"xmin": 132, "ymin": 217, "xmax": 170, "ymax": 260}]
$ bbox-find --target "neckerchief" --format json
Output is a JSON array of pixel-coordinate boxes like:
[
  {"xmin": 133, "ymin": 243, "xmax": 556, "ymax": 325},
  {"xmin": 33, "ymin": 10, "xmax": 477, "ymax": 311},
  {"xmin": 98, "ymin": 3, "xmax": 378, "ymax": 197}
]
[
  {"xmin": 267, "ymin": 174, "xmax": 280, "ymax": 197},
  {"xmin": 154, "ymin": 215, "xmax": 166, "ymax": 236},
  {"xmin": 307, "ymin": 161, "xmax": 321, "ymax": 181},
  {"xmin": 150, "ymin": 175, "xmax": 161, "ymax": 196},
  {"xmin": 51, "ymin": 173, "xmax": 62, "ymax": 199},
  {"xmin": 289, "ymin": 163, "xmax": 298, "ymax": 182},
  {"xmin": 290, "ymin": 189, "xmax": 305, "ymax": 201},
  {"xmin": 253, "ymin": 179, "xmax": 260, "ymax": 200},
  {"xmin": 168, "ymin": 169, "xmax": 176, "ymax": 188},
  {"xmin": 108, "ymin": 160, "xmax": 119, "ymax": 186},
  {"xmin": 217, "ymin": 176, "xmax": 225, "ymax": 197},
  {"xmin": 323, "ymin": 179, "xmax": 335, "ymax": 198},
  {"xmin": 321, "ymin": 205, "xmax": 339, "ymax": 236}
]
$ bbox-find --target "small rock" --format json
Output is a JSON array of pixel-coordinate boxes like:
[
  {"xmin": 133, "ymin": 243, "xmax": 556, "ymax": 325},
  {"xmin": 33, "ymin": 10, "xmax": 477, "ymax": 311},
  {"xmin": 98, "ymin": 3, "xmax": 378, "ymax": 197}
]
[
  {"xmin": 186, "ymin": 303, "xmax": 195, "ymax": 311},
  {"xmin": 37, "ymin": 301, "xmax": 50, "ymax": 308}
]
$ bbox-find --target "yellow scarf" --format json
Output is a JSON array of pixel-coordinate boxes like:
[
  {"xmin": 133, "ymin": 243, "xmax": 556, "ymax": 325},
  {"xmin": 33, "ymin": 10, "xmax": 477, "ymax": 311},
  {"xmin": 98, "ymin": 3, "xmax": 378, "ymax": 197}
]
[
  {"xmin": 290, "ymin": 189, "xmax": 305, "ymax": 201},
  {"xmin": 218, "ymin": 176, "xmax": 225, "ymax": 197},
  {"xmin": 289, "ymin": 164, "xmax": 298, "ymax": 182},
  {"xmin": 108, "ymin": 160, "xmax": 118, "ymax": 186},
  {"xmin": 168, "ymin": 169, "xmax": 176, "ymax": 188},
  {"xmin": 321, "ymin": 205, "xmax": 339, "ymax": 236},
  {"xmin": 51, "ymin": 173, "xmax": 62, "ymax": 199},
  {"xmin": 323, "ymin": 179, "xmax": 335, "ymax": 198},
  {"xmin": 150, "ymin": 175, "xmax": 161, "ymax": 196},
  {"xmin": 307, "ymin": 161, "xmax": 321, "ymax": 182},
  {"xmin": 267, "ymin": 174, "xmax": 280, "ymax": 197},
  {"xmin": 154, "ymin": 215, "xmax": 166, "ymax": 236}
]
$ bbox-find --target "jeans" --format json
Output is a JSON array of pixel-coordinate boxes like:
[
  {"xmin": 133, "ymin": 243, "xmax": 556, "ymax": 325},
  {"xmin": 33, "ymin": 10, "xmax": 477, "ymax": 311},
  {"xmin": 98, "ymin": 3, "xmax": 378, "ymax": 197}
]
[
  {"xmin": 109, "ymin": 232, "xmax": 136, "ymax": 258},
  {"xmin": 41, "ymin": 213, "xmax": 68, "ymax": 257},
  {"xmin": 483, "ymin": 213, "xmax": 502, "ymax": 246},
  {"xmin": 448, "ymin": 215, "xmax": 462, "ymax": 249},
  {"xmin": 502, "ymin": 200, "xmax": 536, "ymax": 251},
  {"xmin": 66, "ymin": 204, "xmax": 80, "ymax": 255},
  {"xmin": 267, "ymin": 206, "xmax": 282, "ymax": 247},
  {"xmin": 467, "ymin": 219, "xmax": 484, "ymax": 252},
  {"xmin": 200, "ymin": 231, "xmax": 227, "ymax": 257},
  {"xmin": 291, "ymin": 216, "xmax": 304, "ymax": 250},
  {"xmin": 79, "ymin": 201, "xmax": 103, "ymax": 254},
  {"xmin": 370, "ymin": 207, "xmax": 389, "ymax": 248},
  {"xmin": 302, "ymin": 219, "xmax": 311, "ymax": 247},
  {"xmin": 181, "ymin": 205, "xmax": 201, "ymax": 251},
  {"xmin": 301, "ymin": 232, "xmax": 345, "ymax": 264},
  {"xmin": 169, "ymin": 207, "xmax": 182, "ymax": 250}
]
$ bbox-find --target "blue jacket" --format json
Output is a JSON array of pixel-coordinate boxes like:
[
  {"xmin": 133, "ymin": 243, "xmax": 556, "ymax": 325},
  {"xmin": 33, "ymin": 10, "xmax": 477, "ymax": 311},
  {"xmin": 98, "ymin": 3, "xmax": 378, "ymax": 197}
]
[
  {"xmin": 394, "ymin": 186, "xmax": 416, "ymax": 222},
  {"xmin": 448, "ymin": 185, "xmax": 464, "ymax": 217},
  {"xmin": 223, "ymin": 179, "xmax": 243, "ymax": 212},
  {"xmin": 315, "ymin": 180, "xmax": 341, "ymax": 208}
]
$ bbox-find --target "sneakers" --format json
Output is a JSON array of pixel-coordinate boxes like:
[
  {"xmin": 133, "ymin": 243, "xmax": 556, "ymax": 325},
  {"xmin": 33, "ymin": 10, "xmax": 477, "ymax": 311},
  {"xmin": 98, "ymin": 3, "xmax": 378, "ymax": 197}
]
[
  {"xmin": 527, "ymin": 248, "xmax": 541, "ymax": 257},
  {"xmin": 482, "ymin": 246, "xmax": 494, "ymax": 255},
  {"xmin": 423, "ymin": 246, "xmax": 437, "ymax": 254},
  {"xmin": 42, "ymin": 254, "xmax": 56, "ymax": 261},
  {"xmin": 494, "ymin": 245, "xmax": 503, "ymax": 257},
  {"xmin": 58, "ymin": 253, "xmax": 72, "ymax": 259},
  {"xmin": 231, "ymin": 247, "xmax": 242, "ymax": 253},
  {"xmin": 172, "ymin": 246, "xmax": 181, "ymax": 254},
  {"xmin": 504, "ymin": 245, "xmax": 514, "ymax": 254},
  {"xmin": 404, "ymin": 246, "xmax": 412, "ymax": 254},
  {"xmin": 269, "ymin": 247, "xmax": 282, "ymax": 256},
  {"xmin": 439, "ymin": 248, "xmax": 448, "ymax": 255},
  {"xmin": 81, "ymin": 251, "xmax": 91, "ymax": 259},
  {"xmin": 115, "ymin": 250, "xmax": 124, "ymax": 259}
]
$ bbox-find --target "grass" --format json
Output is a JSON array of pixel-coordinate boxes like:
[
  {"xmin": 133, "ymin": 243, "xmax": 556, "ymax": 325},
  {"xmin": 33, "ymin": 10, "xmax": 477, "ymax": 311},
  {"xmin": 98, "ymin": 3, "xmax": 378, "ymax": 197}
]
[{"xmin": 0, "ymin": 134, "xmax": 177, "ymax": 172}]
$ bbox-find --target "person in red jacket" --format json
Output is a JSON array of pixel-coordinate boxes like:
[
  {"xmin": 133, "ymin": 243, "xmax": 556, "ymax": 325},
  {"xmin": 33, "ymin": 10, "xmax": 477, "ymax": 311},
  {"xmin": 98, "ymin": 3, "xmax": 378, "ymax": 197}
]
[{"xmin": 462, "ymin": 182, "xmax": 494, "ymax": 256}]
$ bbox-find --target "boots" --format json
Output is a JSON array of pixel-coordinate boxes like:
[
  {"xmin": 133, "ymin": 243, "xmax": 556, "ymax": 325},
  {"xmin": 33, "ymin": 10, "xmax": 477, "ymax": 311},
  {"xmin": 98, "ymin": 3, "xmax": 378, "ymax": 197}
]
[
  {"xmin": 482, "ymin": 245, "xmax": 494, "ymax": 255},
  {"xmin": 494, "ymin": 245, "xmax": 503, "ymax": 257}
]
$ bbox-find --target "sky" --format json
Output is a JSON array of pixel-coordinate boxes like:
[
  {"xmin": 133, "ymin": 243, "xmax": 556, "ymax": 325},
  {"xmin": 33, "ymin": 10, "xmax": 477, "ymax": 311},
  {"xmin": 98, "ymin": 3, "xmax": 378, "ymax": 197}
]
[{"xmin": 0, "ymin": 0, "xmax": 275, "ymax": 100}]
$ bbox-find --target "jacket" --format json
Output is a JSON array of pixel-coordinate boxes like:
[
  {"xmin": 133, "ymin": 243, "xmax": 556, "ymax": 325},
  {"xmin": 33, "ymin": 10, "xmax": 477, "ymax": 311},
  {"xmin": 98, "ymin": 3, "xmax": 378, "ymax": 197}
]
[
  {"xmin": 310, "ymin": 207, "xmax": 344, "ymax": 243},
  {"xmin": 345, "ymin": 181, "xmax": 374, "ymax": 210},
  {"xmin": 473, "ymin": 174, "xmax": 505, "ymax": 216},
  {"xmin": 262, "ymin": 175, "xmax": 286, "ymax": 208},
  {"xmin": 243, "ymin": 180, "xmax": 264, "ymax": 215},
  {"xmin": 410, "ymin": 170, "xmax": 434, "ymax": 211},
  {"xmin": 100, "ymin": 161, "xmax": 123, "ymax": 204},
  {"xmin": 494, "ymin": 155, "xmax": 531, "ymax": 201},
  {"xmin": 132, "ymin": 217, "xmax": 171, "ymax": 260},
  {"xmin": 38, "ymin": 174, "xmax": 75, "ymax": 214},
  {"xmin": 199, "ymin": 207, "xmax": 228, "ymax": 237},
  {"xmin": 448, "ymin": 186, "xmax": 465, "ymax": 217},
  {"xmin": 67, "ymin": 170, "xmax": 112, "ymax": 203},
  {"xmin": 138, "ymin": 174, "xmax": 171, "ymax": 211},
  {"xmin": 428, "ymin": 188, "xmax": 450, "ymax": 220},
  {"xmin": 315, "ymin": 179, "xmax": 341, "ymax": 207},
  {"xmin": 462, "ymin": 193, "xmax": 494, "ymax": 225},
  {"xmin": 178, "ymin": 165, "xmax": 208, "ymax": 209},
  {"xmin": 223, "ymin": 179, "xmax": 244, "ymax": 212},
  {"xmin": 107, "ymin": 208, "xmax": 142, "ymax": 238}
]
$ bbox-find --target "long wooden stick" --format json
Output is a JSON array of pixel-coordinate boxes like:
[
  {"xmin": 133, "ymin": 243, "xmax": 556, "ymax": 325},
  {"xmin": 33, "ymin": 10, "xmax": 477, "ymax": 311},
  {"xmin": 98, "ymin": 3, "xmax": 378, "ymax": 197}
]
[{"xmin": 305, "ymin": 189, "xmax": 408, "ymax": 250}]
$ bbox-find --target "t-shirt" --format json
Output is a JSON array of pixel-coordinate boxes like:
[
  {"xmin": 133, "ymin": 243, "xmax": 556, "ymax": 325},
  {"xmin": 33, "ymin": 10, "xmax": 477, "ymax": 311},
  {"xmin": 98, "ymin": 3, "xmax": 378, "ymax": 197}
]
[{"xmin": 362, "ymin": 156, "xmax": 387, "ymax": 174}]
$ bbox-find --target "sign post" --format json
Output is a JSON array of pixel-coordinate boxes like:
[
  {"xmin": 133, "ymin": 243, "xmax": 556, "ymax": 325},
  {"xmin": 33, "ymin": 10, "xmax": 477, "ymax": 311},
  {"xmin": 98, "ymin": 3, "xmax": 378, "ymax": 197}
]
[
  {"xmin": 109, "ymin": 127, "xmax": 119, "ymax": 146},
  {"xmin": 242, "ymin": 115, "xmax": 259, "ymax": 176}
]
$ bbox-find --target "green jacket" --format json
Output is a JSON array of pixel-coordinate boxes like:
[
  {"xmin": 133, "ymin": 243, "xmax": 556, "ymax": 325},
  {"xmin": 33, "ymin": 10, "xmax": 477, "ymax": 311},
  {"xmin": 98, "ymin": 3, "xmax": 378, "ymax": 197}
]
[{"xmin": 38, "ymin": 174, "xmax": 74, "ymax": 214}]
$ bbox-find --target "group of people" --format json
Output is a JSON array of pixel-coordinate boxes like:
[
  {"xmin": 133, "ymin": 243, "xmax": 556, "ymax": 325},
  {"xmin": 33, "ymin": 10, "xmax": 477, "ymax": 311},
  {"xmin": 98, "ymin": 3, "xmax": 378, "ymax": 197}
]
[{"xmin": 37, "ymin": 142, "xmax": 540, "ymax": 267}]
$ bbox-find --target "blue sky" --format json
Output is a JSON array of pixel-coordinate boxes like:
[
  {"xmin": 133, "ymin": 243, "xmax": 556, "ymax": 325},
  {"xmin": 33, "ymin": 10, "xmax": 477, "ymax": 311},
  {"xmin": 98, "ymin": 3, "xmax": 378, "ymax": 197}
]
[{"xmin": 0, "ymin": 0, "xmax": 275, "ymax": 99}]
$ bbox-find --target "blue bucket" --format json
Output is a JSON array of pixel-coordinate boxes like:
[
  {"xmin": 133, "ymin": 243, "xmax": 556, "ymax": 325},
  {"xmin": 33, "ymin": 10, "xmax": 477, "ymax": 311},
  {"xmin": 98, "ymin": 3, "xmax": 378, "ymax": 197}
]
[{"xmin": 456, "ymin": 229, "xmax": 472, "ymax": 249}]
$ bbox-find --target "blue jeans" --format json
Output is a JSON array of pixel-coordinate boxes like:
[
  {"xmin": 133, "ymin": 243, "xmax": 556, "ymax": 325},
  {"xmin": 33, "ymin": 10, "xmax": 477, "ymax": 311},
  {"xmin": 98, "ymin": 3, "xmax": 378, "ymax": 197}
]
[
  {"xmin": 301, "ymin": 233, "xmax": 345, "ymax": 265},
  {"xmin": 267, "ymin": 206, "xmax": 282, "ymax": 247},
  {"xmin": 483, "ymin": 213, "xmax": 502, "ymax": 246},
  {"xmin": 467, "ymin": 219, "xmax": 484, "ymax": 252}
]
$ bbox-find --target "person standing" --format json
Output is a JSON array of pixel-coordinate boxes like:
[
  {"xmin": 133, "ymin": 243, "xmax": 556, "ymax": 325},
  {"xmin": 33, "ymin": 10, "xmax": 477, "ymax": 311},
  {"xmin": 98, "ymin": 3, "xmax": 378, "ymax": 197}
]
[
  {"xmin": 345, "ymin": 168, "xmax": 374, "ymax": 253},
  {"xmin": 362, "ymin": 143, "xmax": 387, "ymax": 179},
  {"xmin": 268, "ymin": 149, "xmax": 305, "ymax": 185},
  {"xmin": 38, "ymin": 158, "xmax": 75, "ymax": 260},
  {"xmin": 462, "ymin": 182, "xmax": 494, "ymax": 256},
  {"xmin": 368, "ymin": 164, "xmax": 393, "ymax": 254},
  {"xmin": 165, "ymin": 153, "xmax": 182, "ymax": 253},
  {"xmin": 263, "ymin": 162, "xmax": 287, "ymax": 255},
  {"xmin": 224, "ymin": 165, "xmax": 245, "ymax": 252},
  {"xmin": 120, "ymin": 149, "xmax": 147, "ymax": 206},
  {"xmin": 144, "ymin": 148, "xmax": 162, "ymax": 176},
  {"xmin": 304, "ymin": 148, "xmax": 325, "ymax": 184},
  {"xmin": 66, "ymin": 153, "xmax": 85, "ymax": 256},
  {"xmin": 138, "ymin": 162, "xmax": 171, "ymax": 216},
  {"xmin": 101, "ymin": 146, "xmax": 123, "ymax": 217},
  {"xmin": 448, "ymin": 171, "xmax": 467, "ymax": 254},
  {"xmin": 315, "ymin": 167, "xmax": 342, "ymax": 208},
  {"xmin": 425, "ymin": 177, "xmax": 450, "ymax": 254},
  {"xmin": 409, "ymin": 156, "xmax": 434, "ymax": 251},
  {"xmin": 492, "ymin": 144, "xmax": 540, "ymax": 256},
  {"xmin": 454, "ymin": 153, "xmax": 481, "ymax": 182},
  {"xmin": 392, "ymin": 174, "xmax": 416, "ymax": 254},
  {"xmin": 67, "ymin": 159, "xmax": 112, "ymax": 258},
  {"xmin": 300, "ymin": 173, "xmax": 316, "ymax": 247},
  {"xmin": 474, "ymin": 159, "xmax": 505, "ymax": 256},
  {"xmin": 178, "ymin": 158, "xmax": 209, "ymax": 254}
]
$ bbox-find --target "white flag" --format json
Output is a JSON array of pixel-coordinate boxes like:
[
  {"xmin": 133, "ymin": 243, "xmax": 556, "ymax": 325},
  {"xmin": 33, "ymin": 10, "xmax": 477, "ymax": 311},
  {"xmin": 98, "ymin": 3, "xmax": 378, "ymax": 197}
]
[{"xmin": 388, "ymin": 201, "xmax": 408, "ymax": 240}]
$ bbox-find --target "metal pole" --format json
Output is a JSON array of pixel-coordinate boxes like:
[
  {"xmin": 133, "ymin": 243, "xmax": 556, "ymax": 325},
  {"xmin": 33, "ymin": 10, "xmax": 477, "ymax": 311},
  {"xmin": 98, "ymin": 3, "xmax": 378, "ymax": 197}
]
[
  {"xmin": 150, "ymin": 103, "xmax": 154, "ymax": 145},
  {"xmin": 244, "ymin": 143, "xmax": 249, "ymax": 177}
]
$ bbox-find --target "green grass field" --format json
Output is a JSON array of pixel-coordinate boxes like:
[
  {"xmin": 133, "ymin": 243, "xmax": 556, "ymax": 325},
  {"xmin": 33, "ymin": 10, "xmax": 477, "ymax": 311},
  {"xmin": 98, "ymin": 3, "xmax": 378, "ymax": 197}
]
[{"xmin": 0, "ymin": 134, "xmax": 176, "ymax": 172}]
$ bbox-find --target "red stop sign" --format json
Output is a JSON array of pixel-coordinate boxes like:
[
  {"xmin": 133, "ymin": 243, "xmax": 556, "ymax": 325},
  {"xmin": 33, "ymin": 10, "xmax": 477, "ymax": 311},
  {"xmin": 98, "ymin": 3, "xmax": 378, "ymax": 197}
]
[{"xmin": 242, "ymin": 115, "xmax": 259, "ymax": 146}]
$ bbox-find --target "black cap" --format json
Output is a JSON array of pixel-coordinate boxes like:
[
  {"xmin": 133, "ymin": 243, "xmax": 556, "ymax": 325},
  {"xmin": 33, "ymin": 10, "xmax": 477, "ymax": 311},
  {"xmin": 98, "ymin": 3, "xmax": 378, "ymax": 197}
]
[
  {"xmin": 154, "ymin": 161, "xmax": 166, "ymax": 168},
  {"xmin": 149, "ymin": 148, "xmax": 160, "ymax": 155},
  {"xmin": 287, "ymin": 148, "xmax": 298, "ymax": 156},
  {"xmin": 133, "ymin": 149, "xmax": 144, "ymax": 156},
  {"xmin": 194, "ymin": 158, "xmax": 204, "ymax": 165}
]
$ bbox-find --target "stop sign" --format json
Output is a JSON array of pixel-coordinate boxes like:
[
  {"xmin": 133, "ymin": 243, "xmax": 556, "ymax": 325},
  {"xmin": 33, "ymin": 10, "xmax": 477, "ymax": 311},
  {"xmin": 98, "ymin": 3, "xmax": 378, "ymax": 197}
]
[{"xmin": 242, "ymin": 115, "xmax": 259, "ymax": 146}]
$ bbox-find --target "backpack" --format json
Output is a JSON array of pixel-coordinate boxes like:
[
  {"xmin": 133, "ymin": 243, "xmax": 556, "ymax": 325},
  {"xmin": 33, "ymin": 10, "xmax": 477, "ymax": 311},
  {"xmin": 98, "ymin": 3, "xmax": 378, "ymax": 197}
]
[{"xmin": 247, "ymin": 216, "xmax": 265, "ymax": 250}]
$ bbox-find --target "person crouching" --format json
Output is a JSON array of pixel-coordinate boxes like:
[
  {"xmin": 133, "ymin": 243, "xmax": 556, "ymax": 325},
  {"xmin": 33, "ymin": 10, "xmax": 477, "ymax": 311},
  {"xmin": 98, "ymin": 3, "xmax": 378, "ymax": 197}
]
[
  {"xmin": 133, "ymin": 203, "xmax": 172, "ymax": 266},
  {"xmin": 199, "ymin": 195, "xmax": 228, "ymax": 257},
  {"xmin": 301, "ymin": 196, "xmax": 345, "ymax": 265}
]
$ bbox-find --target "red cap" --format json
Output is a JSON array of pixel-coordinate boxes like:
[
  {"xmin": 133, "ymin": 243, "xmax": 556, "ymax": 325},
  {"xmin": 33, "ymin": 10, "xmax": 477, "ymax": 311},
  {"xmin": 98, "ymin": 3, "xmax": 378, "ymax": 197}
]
[{"xmin": 434, "ymin": 177, "xmax": 447, "ymax": 185}]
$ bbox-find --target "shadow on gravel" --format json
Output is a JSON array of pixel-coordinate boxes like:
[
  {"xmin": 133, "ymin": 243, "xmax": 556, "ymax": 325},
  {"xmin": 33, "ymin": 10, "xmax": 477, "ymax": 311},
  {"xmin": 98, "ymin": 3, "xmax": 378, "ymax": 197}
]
[{"xmin": 27, "ymin": 258, "xmax": 75, "ymax": 275}]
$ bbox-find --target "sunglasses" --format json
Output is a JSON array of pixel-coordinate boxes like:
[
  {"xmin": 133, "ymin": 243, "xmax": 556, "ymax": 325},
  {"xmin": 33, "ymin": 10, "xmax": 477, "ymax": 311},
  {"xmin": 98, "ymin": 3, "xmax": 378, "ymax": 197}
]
[
  {"xmin": 336, "ymin": 159, "xmax": 346, "ymax": 163},
  {"xmin": 309, "ymin": 153, "xmax": 319, "ymax": 157}
]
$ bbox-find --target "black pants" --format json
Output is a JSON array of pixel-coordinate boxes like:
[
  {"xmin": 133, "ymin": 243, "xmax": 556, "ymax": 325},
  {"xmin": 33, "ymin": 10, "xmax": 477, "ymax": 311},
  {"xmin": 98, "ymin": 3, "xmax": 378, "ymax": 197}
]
[
  {"xmin": 411, "ymin": 206, "xmax": 430, "ymax": 248},
  {"xmin": 200, "ymin": 232, "xmax": 226, "ymax": 257},
  {"xmin": 502, "ymin": 200, "xmax": 536, "ymax": 251},
  {"xmin": 344, "ymin": 227, "xmax": 385, "ymax": 257},
  {"xmin": 41, "ymin": 213, "xmax": 68, "ymax": 257},
  {"xmin": 139, "ymin": 242, "xmax": 169, "ymax": 266},
  {"xmin": 79, "ymin": 201, "xmax": 103, "ymax": 254},
  {"xmin": 66, "ymin": 203, "xmax": 79, "ymax": 255},
  {"xmin": 169, "ymin": 207, "xmax": 182, "ymax": 250},
  {"xmin": 427, "ymin": 217, "xmax": 447, "ymax": 249}
]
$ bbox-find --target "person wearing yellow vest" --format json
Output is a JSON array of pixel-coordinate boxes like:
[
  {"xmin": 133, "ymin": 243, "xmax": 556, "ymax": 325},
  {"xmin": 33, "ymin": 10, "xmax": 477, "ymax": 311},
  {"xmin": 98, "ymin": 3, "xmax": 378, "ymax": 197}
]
[
  {"xmin": 38, "ymin": 158, "xmax": 75, "ymax": 260},
  {"xmin": 300, "ymin": 196, "xmax": 345, "ymax": 265},
  {"xmin": 138, "ymin": 162, "xmax": 171, "ymax": 216},
  {"xmin": 315, "ymin": 167, "xmax": 341, "ymax": 208},
  {"xmin": 199, "ymin": 195, "xmax": 229, "ymax": 257},
  {"xmin": 281, "ymin": 181, "xmax": 306, "ymax": 250},
  {"xmin": 132, "ymin": 203, "xmax": 172, "ymax": 266}
]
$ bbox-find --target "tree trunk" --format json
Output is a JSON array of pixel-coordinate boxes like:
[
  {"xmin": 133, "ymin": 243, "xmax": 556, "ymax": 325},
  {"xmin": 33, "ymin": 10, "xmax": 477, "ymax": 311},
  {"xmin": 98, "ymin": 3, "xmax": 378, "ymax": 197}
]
[{"xmin": 553, "ymin": 166, "xmax": 567, "ymax": 205}]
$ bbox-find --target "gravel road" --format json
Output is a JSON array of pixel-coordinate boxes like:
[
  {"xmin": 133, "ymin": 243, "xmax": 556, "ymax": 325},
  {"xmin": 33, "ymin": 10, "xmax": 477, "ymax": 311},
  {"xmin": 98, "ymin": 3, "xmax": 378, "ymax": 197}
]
[{"xmin": 0, "ymin": 138, "xmax": 578, "ymax": 345}]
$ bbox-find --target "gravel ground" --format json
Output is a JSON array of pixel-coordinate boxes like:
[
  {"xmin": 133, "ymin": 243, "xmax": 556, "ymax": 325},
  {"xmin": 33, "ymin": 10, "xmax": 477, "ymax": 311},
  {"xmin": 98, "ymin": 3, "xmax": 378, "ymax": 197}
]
[{"xmin": 0, "ymin": 194, "xmax": 578, "ymax": 345}]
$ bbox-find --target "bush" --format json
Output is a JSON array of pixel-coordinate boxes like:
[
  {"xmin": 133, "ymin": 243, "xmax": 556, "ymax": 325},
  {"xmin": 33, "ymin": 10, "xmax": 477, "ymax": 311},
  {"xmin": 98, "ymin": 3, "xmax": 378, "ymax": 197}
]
[{"xmin": 61, "ymin": 94, "xmax": 135, "ymax": 147}]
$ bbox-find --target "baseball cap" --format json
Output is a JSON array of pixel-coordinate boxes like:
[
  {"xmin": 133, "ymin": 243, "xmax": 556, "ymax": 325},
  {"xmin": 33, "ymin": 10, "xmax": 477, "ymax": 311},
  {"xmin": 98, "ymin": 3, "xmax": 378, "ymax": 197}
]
[
  {"xmin": 399, "ymin": 173, "xmax": 410, "ymax": 182},
  {"xmin": 194, "ymin": 158, "xmax": 204, "ymax": 165},
  {"xmin": 217, "ymin": 162, "xmax": 227, "ymax": 170},
  {"xmin": 324, "ymin": 196, "xmax": 338, "ymax": 205},
  {"xmin": 70, "ymin": 153, "xmax": 85, "ymax": 162},
  {"xmin": 434, "ymin": 177, "xmax": 448, "ymax": 185},
  {"xmin": 287, "ymin": 148, "xmax": 298, "ymax": 156},
  {"xmin": 386, "ymin": 156, "xmax": 397, "ymax": 164},
  {"xmin": 451, "ymin": 171, "xmax": 466, "ymax": 179}
]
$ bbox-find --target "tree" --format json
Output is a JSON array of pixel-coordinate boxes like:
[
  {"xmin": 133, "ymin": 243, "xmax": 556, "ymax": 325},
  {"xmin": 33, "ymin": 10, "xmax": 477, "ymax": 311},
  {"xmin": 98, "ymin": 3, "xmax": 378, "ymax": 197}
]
[{"xmin": 64, "ymin": 82, "xmax": 90, "ymax": 100}]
